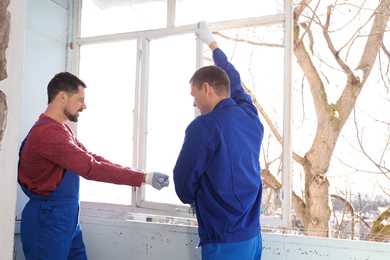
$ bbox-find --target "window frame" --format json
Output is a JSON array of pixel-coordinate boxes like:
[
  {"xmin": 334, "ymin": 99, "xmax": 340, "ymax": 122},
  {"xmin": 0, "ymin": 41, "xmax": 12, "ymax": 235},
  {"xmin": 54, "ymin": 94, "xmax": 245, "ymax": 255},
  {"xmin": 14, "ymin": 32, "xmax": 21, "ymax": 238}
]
[{"xmin": 70, "ymin": 0, "xmax": 293, "ymax": 227}]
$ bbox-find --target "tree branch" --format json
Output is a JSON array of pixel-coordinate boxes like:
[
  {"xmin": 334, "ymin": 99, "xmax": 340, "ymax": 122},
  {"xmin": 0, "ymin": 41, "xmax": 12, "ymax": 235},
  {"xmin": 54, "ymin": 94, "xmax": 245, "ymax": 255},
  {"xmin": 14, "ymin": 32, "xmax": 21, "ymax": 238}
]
[
  {"xmin": 322, "ymin": 5, "xmax": 356, "ymax": 80},
  {"xmin": 213, "ymin": 31, "xmax": 282, "ymax": 48},
  {"xmin": 296, "ymin": 0, "xmax": 321, "ymax": 46},
  {"xmin": 293, "ymin": 7, "xmax": 329, "ymax": 128},
  {"xmin": 294, "ymin": 0, "xmax": 314, "ymax": 20},
  {"xmin": 261, "ymin": 167, "xmax": 306, "ymax": 222},
  {"xmin": 353, "ymin": 109, "xmax": 390, "ymax": 178},
  {"xmin": 204, "ymin": 56, "xmax": 305, "ymax": 166},
  {"xmin": 241, "ymin": 82, "xmax": 305, "ymax": 165},
  {"xmin": 356, "ymin": 0, "xmax": 390, "ymax": 83}
]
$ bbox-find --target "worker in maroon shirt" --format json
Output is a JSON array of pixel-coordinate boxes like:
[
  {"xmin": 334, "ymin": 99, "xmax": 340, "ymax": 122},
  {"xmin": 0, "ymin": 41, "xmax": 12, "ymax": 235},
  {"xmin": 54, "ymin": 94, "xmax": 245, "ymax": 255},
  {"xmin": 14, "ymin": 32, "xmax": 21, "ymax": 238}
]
[{"xmin": 18, "ymin": 72, "xmax": 169, "ymax": 260}]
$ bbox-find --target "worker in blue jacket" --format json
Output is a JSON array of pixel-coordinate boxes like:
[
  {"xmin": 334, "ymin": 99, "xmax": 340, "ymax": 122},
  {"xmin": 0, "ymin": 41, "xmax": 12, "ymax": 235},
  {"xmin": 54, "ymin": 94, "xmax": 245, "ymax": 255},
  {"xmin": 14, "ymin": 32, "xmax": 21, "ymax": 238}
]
[{"xmin": 173, "ymin": 21, "xmax": 264, "ymax": 260}]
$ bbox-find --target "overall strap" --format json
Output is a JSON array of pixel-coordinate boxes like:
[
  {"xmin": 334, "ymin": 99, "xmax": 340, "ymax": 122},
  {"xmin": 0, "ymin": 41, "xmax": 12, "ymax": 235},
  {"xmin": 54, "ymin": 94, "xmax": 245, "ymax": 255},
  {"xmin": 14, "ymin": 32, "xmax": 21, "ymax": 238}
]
[
  {"xmin": 19, "ymin": 121, "xmax": 49, "ymax": 158},
  {"xmin": 18, "ymin": 121, "xmax": 49, "ymax": 197}
]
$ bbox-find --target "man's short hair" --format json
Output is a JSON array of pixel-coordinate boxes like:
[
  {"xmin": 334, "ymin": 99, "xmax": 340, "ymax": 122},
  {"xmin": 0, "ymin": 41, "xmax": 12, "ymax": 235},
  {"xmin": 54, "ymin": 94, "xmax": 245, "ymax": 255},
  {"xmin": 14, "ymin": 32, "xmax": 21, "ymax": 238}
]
[
  {"xmin": 190, "ymin": 66, "xmax": 230, "ymax": 97},
  {"xmin": 47, "ymin": 72, "xmax": 87, "ymax": 104}
]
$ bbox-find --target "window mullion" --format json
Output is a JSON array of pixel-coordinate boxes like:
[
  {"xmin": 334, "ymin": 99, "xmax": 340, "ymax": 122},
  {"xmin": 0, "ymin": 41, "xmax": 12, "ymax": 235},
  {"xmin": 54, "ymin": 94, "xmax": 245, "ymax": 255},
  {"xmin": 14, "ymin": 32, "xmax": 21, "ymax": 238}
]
[
  {"xmin": 135, "ymin": 35, "xmax": 150, "ymax": 207},
  {"xmin": 167, "ymin": 0, "xmax": 176, "ymax": 28}
]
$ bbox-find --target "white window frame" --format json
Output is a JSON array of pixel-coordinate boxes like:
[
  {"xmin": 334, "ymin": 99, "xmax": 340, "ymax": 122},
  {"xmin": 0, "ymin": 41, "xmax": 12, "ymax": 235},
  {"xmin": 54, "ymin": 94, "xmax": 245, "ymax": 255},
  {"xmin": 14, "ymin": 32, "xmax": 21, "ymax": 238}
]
[{"xmin": 68, "ymin": 0, "xmax": 293, "ymax": 227}]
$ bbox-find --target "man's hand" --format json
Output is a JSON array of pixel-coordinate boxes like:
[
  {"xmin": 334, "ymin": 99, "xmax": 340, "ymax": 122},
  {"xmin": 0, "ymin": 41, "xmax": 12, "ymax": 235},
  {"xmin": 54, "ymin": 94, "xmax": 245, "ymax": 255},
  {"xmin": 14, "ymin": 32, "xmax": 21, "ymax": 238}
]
[
  {"xmin": 195, "ymin": 21, "xmax": 216, "ymax": 47},
  {"xmin": 145, "ymin": 172, "xmax": 170, "ymax": 190}
]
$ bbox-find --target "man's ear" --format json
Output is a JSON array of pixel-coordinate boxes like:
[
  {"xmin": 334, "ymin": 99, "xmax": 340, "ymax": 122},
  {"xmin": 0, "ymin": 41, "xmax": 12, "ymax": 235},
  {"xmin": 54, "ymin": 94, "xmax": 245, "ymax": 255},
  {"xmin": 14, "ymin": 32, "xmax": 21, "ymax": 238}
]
[
  {"xmin": 202, "ymin": 82, "xmax": 213, "ymax": 97},
  {"xmin": 57, "ymin": 91, "xmax": 67, "ymax": 104}
]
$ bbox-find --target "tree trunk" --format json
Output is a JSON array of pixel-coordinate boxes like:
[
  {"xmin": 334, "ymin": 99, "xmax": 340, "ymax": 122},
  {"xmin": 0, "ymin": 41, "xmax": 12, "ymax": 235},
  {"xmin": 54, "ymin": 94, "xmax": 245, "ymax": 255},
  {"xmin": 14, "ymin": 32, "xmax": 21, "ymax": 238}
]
[{"xmin": 293, "ymin": 0, "xmax": 390, "ymax": 237}]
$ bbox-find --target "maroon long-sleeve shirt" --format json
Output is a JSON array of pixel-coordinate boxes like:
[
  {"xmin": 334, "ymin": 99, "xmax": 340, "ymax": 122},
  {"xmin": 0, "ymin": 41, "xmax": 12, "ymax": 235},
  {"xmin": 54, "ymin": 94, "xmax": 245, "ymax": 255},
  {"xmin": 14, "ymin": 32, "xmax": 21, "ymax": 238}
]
[{"xmin": 19, "ymin": 114, "xmax": 144, "ymax": 196}]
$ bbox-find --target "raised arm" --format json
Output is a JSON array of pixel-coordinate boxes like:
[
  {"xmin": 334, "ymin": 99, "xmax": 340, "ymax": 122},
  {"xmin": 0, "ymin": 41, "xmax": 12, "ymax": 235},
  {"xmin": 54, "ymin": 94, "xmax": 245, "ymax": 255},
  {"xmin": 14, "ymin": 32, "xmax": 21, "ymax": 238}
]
[{"xmin": 195, "ymin": 21, "xmax": 258, "ymax": 117}]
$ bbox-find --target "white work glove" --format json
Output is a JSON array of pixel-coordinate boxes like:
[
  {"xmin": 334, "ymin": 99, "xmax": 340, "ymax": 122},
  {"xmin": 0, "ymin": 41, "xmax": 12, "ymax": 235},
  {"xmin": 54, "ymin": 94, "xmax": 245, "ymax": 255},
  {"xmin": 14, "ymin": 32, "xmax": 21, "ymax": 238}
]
[
  {"xmin": 145, "ymin": 172, "xmax": 170, "ymax": 190},
  {"xmin": 195, "ymin": 21, "xmax": 216, "ymax": 47}
]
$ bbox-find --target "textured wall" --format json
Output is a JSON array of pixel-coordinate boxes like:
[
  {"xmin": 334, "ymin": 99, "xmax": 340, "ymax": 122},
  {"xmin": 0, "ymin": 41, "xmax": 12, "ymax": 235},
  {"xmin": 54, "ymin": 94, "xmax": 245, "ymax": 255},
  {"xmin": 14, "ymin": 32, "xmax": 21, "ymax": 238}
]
[
  {"xmin": 0, "ymin": 0, "xmax": 10, "ymax": 146},
  {"xmin": 0, "ymin": 91, "xmax": 6, "ymax": 147},
  {"xmin": 1, "ymin": 0, "xmax": 27, "ymax": 258},
  {"xmin": 0, "ymin": 0, "xmax": 10, "ymax": 81}
]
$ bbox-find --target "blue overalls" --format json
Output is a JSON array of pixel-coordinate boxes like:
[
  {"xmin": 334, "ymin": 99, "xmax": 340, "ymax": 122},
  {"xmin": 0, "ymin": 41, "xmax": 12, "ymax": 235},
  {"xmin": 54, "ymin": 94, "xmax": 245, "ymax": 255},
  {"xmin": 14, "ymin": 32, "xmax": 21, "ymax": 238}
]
[{"xmin": 18, "ymin": 122, "xmax": 88, "ymax": 260}]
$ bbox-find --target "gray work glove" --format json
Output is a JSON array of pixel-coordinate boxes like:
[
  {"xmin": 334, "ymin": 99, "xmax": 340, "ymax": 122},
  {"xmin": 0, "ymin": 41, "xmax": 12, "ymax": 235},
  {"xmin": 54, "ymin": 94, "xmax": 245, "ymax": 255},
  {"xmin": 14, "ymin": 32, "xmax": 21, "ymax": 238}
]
[
  {"xmin": 195, "ymin": 21, "xmax": 216, "ymax": 47},
  {"xmin": 145, "ymin": 171, "xmax": 170, "ymax": 190}
]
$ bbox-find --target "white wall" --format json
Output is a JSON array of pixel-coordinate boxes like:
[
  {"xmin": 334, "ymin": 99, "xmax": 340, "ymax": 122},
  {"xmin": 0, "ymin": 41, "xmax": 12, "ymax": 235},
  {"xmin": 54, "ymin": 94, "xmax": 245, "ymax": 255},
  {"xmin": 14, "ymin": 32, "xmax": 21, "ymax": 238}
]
[
  {"xmin": 78, "ymin": 209, "xmax": 390, "ymax": 260},
  {"xmin": 0, "ymin": 0, "xmax": 69, "ymax": 259},
  {"xmin": 15, "ymin": 0, "xmax": 70, "ymax": 217},
  {"xmin": 262, "ymin": 233, "xmax": 390, "ymax": 259},
  {"xmin": 0, "ymin": 0, "xmax": 27, "ymax": 259},
  {"xmin": 14, "ymin": 204, "xmax": 390, "ymax": 260}
]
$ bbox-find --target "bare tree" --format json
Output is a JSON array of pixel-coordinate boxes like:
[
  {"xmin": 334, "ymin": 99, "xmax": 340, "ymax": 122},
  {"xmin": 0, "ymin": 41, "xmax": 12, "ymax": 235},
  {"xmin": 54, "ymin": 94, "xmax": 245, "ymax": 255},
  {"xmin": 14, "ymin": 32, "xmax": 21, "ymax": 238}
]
[
  {"xmin": 292, "ymin": 0, "xmax": 389, "ymax": 236},
  {"xmin": 208, "ymin": 0, "xmax": 389, "ymax": 238},
  {"xmin": 258, "ymin": 0, "xmax": 390, "ymax": 237}
]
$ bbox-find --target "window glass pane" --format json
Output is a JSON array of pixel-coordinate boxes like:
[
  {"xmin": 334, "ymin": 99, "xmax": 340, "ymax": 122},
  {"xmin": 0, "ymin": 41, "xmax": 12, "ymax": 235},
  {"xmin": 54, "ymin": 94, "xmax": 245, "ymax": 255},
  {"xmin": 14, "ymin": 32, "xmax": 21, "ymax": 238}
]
[
  {"xmin": 81, "ymin": 0, "xmax": 167, "ymax": 37},
  {"xmin": 77, "ymin": 40, "xmax": 137, "ymax": 205},
  {"xmin": 210, "ymin": 25, "xmax": 285, "ymax": 218},
  {"xmin": 176, "ymin": 0, "xmax": 284, "ymax": 26},
  {"xmin": 144, "ymin": 34, "xmax": 196, "ymax": 204}
]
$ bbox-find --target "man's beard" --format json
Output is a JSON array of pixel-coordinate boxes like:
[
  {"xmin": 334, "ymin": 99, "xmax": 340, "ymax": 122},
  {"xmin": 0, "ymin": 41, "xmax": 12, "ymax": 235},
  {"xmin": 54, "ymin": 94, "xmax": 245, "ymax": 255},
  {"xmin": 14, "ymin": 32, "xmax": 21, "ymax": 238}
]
[{"xmin": 64, "ymin": 108, "xmax": 82, "ymax": 122}]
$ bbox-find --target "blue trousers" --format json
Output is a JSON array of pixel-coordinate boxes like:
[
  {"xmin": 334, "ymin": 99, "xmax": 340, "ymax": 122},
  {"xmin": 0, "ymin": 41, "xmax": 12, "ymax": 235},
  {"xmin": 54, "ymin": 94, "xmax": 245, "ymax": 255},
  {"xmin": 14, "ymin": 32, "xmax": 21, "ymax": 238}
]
[
  {"xmin": 201, "ymin": 233, "xmax": 262, "ymax": 260},
  {"xmin": 19, "ymin": 172, "xmax": 87, "ymax": 260}
]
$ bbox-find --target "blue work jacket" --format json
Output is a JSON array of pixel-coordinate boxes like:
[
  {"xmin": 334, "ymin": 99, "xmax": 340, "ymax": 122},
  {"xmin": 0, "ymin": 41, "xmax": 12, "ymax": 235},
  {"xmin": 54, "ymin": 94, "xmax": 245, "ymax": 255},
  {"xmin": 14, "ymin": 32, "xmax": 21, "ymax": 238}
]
[{"xmin": 174, "ymin": 48, "xmax": 264, "ymax": 246}]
